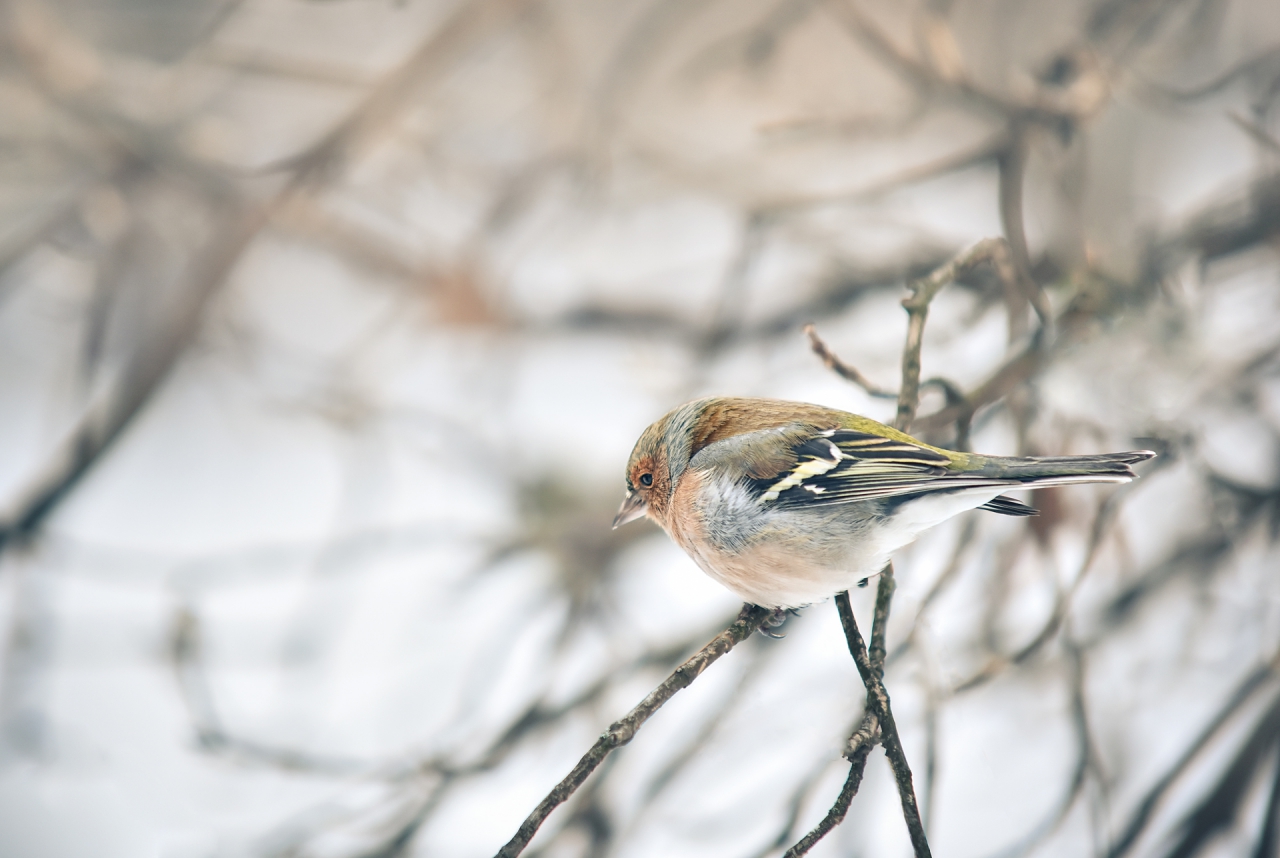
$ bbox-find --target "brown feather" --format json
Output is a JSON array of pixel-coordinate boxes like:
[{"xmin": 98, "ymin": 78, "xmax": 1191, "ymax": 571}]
[{"xmin": 690, "ymin": 398, "xmax": 841, "ymax": 456}]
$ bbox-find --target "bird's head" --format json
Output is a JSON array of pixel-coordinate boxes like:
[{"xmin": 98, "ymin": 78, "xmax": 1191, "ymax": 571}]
[
  {"xmin": 613, "ymin": 418, "xmax": 675, "ymax": 528},
  {"xmin": 612, "ymin": 399, "xmax": 710, "ymax": 529}
]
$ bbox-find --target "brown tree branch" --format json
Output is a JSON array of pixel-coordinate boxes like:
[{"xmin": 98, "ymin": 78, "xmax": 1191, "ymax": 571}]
[
  {"xmin": 780, "ymin": 581, "xmax": 891, "ymax": 858},
  {"xmin": 804, "ymin": 323, "xmax": 897, "ymax": 399},
  {"xmin": 493, "ymin": 604, "xmax": 772, "ymax": 858},
  {"xmin": 793, "ymin": 228, "xmax": 1087, "ymax": 855},
  {"xmin": 781, "ymin": 716, "xmax": 877, "ymax": 858},
  {"xmin": 836, "ymin": 589, "xmax": 932, "ymax": 857},
  {"xmin": 789, "ymin": 231, "xmax": 1002, "ymax": 855},
  {"xmin": 897, "ymin": 237, "xmax": 1012, "ymax": 432}
]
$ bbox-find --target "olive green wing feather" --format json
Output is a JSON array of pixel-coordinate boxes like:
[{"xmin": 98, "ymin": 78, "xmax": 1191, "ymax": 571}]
[
  {"xmin": 688, "ymin": 418, "xmax": 1152, "ymax": 510},
  {"xmin": 743, "ymin": 428, "xmax": 1016, "ymax": 507}
]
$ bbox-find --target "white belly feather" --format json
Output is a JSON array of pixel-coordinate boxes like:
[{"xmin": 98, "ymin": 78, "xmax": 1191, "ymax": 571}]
[{"xmin": 669, "ymin": 476, "xmax": 1007, "ymax": 608}]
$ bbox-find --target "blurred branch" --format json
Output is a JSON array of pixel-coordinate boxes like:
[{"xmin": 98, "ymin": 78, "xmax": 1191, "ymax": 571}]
[
  {"xmin": 0, "ymin": 0, "xmax": 533, "ymax": 559},
  {"xmin": 888, "ymin": 516, "xmax": 979, "ymax": 668},
  {"xmin": 760, "ymin": 131, "xmax": 1013, "ymax": 216},
  {"xmin": 1254, "ymin": 751, "xmax": 1280, "ymax": 858},
  {"xmin": 280, "ymin": 0, "xmax": 531, "ymax": 184},
  {"xmin": 912, "ymin": 342, "xmax": 1046, "ymax": 436},
  {"xmin": 1161, "ymin": 690, "xmax": 1280, "ymax": 858},
  {"xmin": 704, "ymin": 212, "xmax": 772, "ymax": 350},
  {"xmin": 172, "ymin": 593, "xmax": 731, "ymax": 777},
  {"xmin": 822, "ymin": 0, "xmax": 1105, "ymax": 127},
  {"xmin": 1134, "ymin": 46, "xmax": 1280, "ymax": 103},
  {"xmin": 630, "ymin": 643, "xmax": 771, "ymax": 823},
  {"xmin": 951, "ymin": 457, "xmax": 1163, "ymax": 694},
  {"xmin": 1108, "ymin": 657, "xmax": 1280, "ymax": 858},
  {"xmin": 1160, "ymin": 172, "xmax": 1280, "ymax": 266},
  {"xmin": 0, "ymin": 191, "xmax": 85, "ymax": 286},
  {"xmin": 552, "ymin": 249, "xmax": 955, "ymax": 346},
  {"xmin": 170, "ymin": 605, "xmax": 382, "ymax": 777},
  {"xmin": 0, "ymin": 196, "xmax": 263, "ymax": 556},
  {"xmin": 748, "ymin": 748, "xmax": 855, "ymax": 857},
  {"xmin": 1229, "ymin": 112, "xmax": 1280, "ymax": 155},
  {"xmin": 980, "ymin": 638, "xmax": 1098, "ymax": 858},
  {"xmin": 996, "ymin": 129, "xmax": 1053, "ymax": 336}
]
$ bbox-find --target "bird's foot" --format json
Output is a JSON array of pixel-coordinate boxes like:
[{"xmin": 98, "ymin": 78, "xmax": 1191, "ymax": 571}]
[{"xmin": 758, "ymin": 607, "xmax": 802, "ymax": 638}]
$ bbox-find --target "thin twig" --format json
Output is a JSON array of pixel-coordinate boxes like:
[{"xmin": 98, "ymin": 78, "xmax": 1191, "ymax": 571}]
[
  {"xmin": 782, "ymin": 717, "xmax": 877, "ymax": 858},
  {"xmin": 794, "ymin": 234, "xmax": 1045, "ymax": 857},
  {"xmin": 804, "ymin": 323, "xmax": 978, "ymax": 446},
  {"xmin": 836, "ymin": 590, "xmax": 932, "ymax": 858},
  {"xmin": 912, "ymin": 342, "xmax": 1046, "ymax": 434},
  {"xmin": 779, "ymin": 572, "xmax": 893, "ymax": 858},
  {"xmin": 804, "ymin": 324, "xmax": 897, "ymax": 398},
  {"xmin": 790, "ymin": 231, "xmax": 991, "ymax": 855},
  {"xmin": 897, "ymin": 237, "xmax": 1010, "ymax": 431},
  {"xmin": 868, "ymin": 564, "xmax": 895, "ymax": 672},
  {"xmin": 493, "ymin": 604, "xmax": 771, "ymax": 858}
]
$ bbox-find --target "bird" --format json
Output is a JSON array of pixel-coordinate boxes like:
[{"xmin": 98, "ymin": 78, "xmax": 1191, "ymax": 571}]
[{"xmin": 612, "ymin": 397, "xmax": 1154, "ymax": 610}]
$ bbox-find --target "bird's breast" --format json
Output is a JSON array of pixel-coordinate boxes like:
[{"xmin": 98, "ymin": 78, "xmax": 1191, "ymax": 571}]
[{"xmin": 661, "ymin": 469, "xmax": 888, "ymax": 607}]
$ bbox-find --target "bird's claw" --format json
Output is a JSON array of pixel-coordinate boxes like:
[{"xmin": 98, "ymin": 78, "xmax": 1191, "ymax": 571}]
[{"xmin": 758, "ymin": 607, "xmax": 802, "ymax": 638}]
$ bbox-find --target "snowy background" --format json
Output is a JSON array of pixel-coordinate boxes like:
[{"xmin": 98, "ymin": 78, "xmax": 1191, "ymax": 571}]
[{"xmin": 1, "ymin": 0, "xmax": 1279, "ymax": 856}]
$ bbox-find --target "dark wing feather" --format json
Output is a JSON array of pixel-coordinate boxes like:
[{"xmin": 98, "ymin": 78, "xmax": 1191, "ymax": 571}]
[
  {"xmin": 746, "ymin": 429, "xmax": 1014, "ymax": 508},
  {"xmin": 978, "ymin": 494, "xmax": 1038, "ymax": 516}
]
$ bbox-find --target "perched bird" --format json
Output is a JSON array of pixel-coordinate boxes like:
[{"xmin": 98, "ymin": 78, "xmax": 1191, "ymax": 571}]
[{"xmin": 613, "ymin": 397, "xmax": 1154, "ymax": 609}]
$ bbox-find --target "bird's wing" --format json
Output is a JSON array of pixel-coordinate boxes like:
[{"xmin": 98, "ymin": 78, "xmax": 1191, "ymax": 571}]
[{"xmin": 723, "ymin": 427, "xmax": 1015, "ymax": 508}]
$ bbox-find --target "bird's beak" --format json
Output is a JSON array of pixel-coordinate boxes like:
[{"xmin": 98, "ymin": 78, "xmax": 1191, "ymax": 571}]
[{"xmin": 612, "ymin": 490, "xmax": 648, "ymax": 529}]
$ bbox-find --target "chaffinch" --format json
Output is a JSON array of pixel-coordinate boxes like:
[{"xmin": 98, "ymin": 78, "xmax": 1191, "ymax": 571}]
[{"xmin": 613, "ymin": 397, "xmax": 1154, "ymax": 609}]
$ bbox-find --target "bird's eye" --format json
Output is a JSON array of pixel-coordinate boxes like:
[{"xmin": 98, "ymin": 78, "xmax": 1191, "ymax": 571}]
[{"xmin": 639, "ymin": 473, "xmax": 653, "ymax": 487}]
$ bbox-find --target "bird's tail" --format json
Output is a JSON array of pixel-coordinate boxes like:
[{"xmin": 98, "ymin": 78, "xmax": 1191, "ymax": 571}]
[{"xmin": 975, "ymin": 450, "xmax": 1156, "ymax": 488}]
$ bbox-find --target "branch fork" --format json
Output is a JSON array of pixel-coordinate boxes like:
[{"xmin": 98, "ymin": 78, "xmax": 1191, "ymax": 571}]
[{"xmin": 498, "ymin": 237, "xmax": 1010, "ymax": 857}]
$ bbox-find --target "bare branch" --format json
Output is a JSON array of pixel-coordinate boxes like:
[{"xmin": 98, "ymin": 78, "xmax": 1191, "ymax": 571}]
[
  {"xmin": 494, "ymin": 604, "xmax": 772, "ymax": 858},
  {"xmin": 792, "ymin": 259, "xmax": 967, "ymax": 855},
  {"xmin": 804, "ymin": 323, "xmax": 897, "ymax": 398},
  {"xmin": 781, "ymin": 720, "xmax": 876, "ymax": 858},
  {"xmin": 836, "ymin": 589, "xmax": 932, "ymax": 857},
  {"xmin": 897, "ymin": 237, "xmax": 1012, "ymax": 431},
  {"xmin": 777, "ymin": 592, "xmax": 889, "ymax": 858}
]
